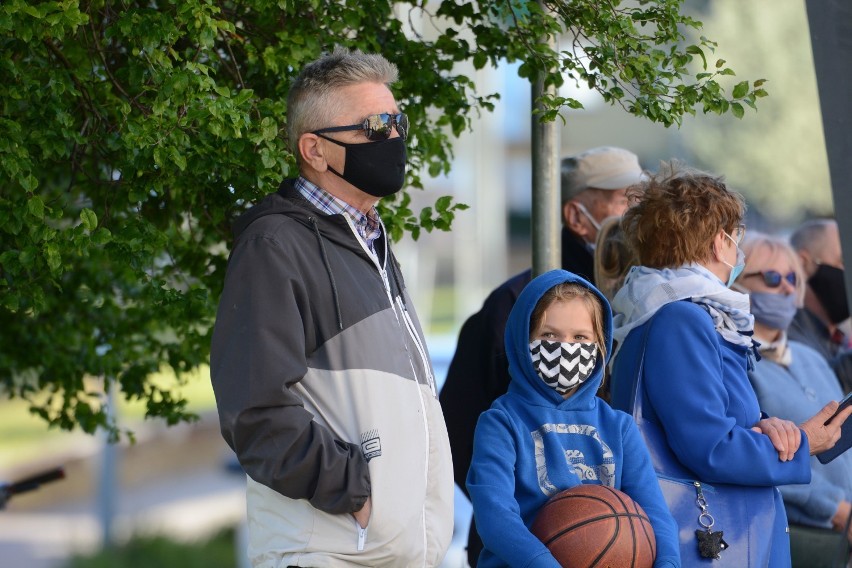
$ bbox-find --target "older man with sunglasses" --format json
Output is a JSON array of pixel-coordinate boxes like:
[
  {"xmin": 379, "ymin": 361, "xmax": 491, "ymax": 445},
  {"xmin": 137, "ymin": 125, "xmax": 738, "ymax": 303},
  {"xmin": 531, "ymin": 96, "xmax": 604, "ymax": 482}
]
[{"xmin": 210, "ymin": 49, "xmax": 453, "ymax": 568}]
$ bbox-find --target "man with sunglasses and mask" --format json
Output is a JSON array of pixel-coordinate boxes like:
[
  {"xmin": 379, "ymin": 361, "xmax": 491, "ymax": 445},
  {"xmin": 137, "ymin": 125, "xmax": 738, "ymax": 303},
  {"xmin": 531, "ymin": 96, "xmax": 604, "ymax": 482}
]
[
  {"xmin": 789, "ymin": 219, "xmax": 852, "ymax": 394},
  {"xmin": 439, "ymin": 145, "xmax": 645, "ymax": 566},
  {"xmin": 210, "ymin": 48, "xmax": 453, "ymax": 568}
]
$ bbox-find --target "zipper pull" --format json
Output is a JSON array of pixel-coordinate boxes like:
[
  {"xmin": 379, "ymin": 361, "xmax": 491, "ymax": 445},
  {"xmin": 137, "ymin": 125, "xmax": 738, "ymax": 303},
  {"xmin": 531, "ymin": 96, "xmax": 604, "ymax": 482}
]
[{"xmin": 357, "ymin": 525, "xmax": 367, "ymax": 551}]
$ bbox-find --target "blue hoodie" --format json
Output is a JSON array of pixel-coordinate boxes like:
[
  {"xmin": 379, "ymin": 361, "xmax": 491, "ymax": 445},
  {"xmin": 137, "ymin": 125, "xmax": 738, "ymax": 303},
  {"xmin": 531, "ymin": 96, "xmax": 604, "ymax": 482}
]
[{"xmin": 466, "ymin": 270, "xmax": 680, "ymax": 568}]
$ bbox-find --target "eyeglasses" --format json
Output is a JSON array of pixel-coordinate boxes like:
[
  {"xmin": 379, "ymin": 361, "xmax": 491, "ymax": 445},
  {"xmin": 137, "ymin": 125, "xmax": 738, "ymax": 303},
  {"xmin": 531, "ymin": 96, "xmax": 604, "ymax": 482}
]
[
  {"xmin": 731, "ymin": 224, "xmax": 746, "ymax": 245},
  {"xmin": 312, "ymin": 113, "xmax": 408, "ymax": 141},
  {"xmin": 743, "ymin": 270, "xmax": 797, "ymax": 288}
]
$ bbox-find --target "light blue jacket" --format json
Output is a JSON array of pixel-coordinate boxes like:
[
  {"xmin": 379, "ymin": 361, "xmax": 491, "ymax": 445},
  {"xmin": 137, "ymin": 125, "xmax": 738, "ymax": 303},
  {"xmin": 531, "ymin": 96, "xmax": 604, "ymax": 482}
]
[{"xmin": 748, "ymin": 339, "xmax": 852, "ymax": 528}]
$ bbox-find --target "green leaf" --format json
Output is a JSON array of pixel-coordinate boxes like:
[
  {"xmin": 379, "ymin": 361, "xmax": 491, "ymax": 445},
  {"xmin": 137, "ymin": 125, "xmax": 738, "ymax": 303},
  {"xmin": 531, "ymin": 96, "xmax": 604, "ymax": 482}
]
[
  {"xmin": 92, "ymin": 228, "xmax": 113, "ymax": 244},
  {"xmin": 731, "ymin": 102, "xmax": 744, "ymax": 119},
  {"xmin": 731, "ymin": 81, "xmax": 749, "ymax": 99},
  {"xmin": 21, "ymin": 174, "xmax": 39, "ymax": 192},
  {"xmin": 685, "ymin": 45, "xmax": 707, "ymax": 69},
  {"xmin": 28, "ymin": 196, "xmax": 45, "ymax": 219},
  {"xmin": 80, "ymin": 208, "xmax": 98, "ymax": 231},
  {"xmin": 45, "ymin": 243, "xmax": 62, "ymax": 272}
]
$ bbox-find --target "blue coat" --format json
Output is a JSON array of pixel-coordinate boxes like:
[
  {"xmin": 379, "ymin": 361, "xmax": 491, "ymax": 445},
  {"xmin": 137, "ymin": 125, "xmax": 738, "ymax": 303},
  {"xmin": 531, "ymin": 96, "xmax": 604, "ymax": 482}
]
[
  {"xmin": 467, "ymin": 270, "xmax": 680, "ymax": 568},
  {"xmin": 610, "ymin": 300, "xmax": 812, "ymax": 567}
]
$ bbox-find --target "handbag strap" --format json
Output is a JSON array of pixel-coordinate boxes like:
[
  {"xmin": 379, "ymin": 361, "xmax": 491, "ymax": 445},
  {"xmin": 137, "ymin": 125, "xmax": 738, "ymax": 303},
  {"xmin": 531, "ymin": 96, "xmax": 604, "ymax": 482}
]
[
  {"xmin": 630, "ymin": 313, "xmax": 728, "ymax": 557},
  {"xmin": 628, "ymin": 314, "xmax": 699, "ymax": 481},
  {"xmin": 629, "ymin": 320, "xmax": 653, "ymax": 426}
]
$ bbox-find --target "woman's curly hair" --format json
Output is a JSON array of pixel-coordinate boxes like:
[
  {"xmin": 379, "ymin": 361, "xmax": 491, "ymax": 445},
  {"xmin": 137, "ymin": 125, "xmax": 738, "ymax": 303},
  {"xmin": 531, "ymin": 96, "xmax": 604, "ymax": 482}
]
[{"xmin": 622, "ymin": 161, "xmax": 745, "ymax": 268}]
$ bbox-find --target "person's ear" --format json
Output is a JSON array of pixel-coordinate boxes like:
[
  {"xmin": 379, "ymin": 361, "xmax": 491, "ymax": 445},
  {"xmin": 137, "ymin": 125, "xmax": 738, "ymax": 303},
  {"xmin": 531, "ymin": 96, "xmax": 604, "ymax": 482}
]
[
  {"xmin": 298, "ymin": 133, "xmax": 327, "ymax": 172},
  {"xmin": 711, "ymin": 230, "xmax": 728, "ymax": 262},
  {"xmin": 563, "ymin": 201, "xmax": 588, "ymax": 238},
  {"xmin": 797, "ymin": 250, "xmax": 817, "ymax": 277}
]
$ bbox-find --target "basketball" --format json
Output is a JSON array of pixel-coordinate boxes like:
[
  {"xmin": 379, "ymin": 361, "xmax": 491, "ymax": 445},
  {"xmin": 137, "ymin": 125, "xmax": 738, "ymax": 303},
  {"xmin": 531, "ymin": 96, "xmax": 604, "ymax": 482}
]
[{"xmin": 530, "ymin": 484, "xmax": 656, "ymax": 568}]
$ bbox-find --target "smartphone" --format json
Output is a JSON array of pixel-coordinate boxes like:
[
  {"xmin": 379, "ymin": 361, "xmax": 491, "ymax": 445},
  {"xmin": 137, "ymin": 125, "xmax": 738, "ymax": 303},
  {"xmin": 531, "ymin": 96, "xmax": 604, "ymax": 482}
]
[{"xmin": 824, "ymin": 391, "xmax": 852, "ymax": 425}]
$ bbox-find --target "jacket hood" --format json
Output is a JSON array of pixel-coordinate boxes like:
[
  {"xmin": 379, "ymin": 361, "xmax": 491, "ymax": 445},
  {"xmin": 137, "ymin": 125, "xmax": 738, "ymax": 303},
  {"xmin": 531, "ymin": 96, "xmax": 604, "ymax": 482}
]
[
  {"xmin": 231, "ymin": 180, "xmax": 309, "ymax": 239},
  {"xmin": 504, "ymin": 269, "xmax": 613, "ymax": 408}
]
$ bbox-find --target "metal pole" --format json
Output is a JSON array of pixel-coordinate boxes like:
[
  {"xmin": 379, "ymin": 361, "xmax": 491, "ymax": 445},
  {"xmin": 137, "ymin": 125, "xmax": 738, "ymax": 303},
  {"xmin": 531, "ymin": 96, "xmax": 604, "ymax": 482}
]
[
  {"xmin": 530, "ymin": 2, "xmax": 561, "ymax": 278},
  {"xmin": 98, "ymin": 377, "xmax": 117, "ymax": 549},
  {"xmin": 805, "ymin": 0, "xmax": 852, "ymax": 299}
]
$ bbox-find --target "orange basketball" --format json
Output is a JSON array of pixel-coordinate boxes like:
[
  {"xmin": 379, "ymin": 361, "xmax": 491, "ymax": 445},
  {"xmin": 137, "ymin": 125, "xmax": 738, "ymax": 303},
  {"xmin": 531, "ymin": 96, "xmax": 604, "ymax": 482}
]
[{"xmin": 530, "ymin": 484, "xmax": 656, "ymax": 568}]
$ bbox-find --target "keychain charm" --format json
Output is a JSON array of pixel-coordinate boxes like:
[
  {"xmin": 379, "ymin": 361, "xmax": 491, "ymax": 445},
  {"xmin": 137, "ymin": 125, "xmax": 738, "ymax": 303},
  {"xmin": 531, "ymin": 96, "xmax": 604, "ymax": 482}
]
[
  {"xmin": 693, "ymin": 481, "xmax": 729, "ymax": 559},
  {"xmin": 696, "ymin": 528, "xmax": 729, "ymax": 559}
]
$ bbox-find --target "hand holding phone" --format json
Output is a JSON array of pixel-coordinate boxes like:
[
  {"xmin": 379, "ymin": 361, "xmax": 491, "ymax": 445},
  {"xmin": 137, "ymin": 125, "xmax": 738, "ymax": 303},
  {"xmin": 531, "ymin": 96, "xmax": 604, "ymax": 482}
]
[
  {"xmin": 824, "ymin": 391, "xmax": 852, "ymax": 426},
  {"xmin": 817, "ymin": 391, "xmax": 852, "ymax": 464}
]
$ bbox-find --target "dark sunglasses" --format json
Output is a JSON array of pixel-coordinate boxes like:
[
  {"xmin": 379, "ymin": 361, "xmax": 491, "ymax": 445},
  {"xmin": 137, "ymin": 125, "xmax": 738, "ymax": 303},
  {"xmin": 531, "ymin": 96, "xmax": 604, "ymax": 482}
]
[
  {"xmin": 312, "ymin": 113, "xmax": 408, "ymax": 141},
  {"xmin": 743, "ymin": 270, "xmax": 797, "ymax": 288}
]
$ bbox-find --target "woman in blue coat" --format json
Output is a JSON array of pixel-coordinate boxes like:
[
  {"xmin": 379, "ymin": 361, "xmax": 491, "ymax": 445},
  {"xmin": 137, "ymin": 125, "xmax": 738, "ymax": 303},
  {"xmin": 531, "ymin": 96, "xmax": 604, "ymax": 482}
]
[{"xmin": 608, "ymin": 162, "xmax": 850, "ymax": 567}]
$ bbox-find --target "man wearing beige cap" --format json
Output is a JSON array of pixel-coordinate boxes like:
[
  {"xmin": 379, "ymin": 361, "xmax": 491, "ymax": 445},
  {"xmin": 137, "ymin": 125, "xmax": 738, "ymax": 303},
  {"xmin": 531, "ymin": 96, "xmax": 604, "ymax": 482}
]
[
  {"xmin": 560, "ymin": 146, "xmax": 644, "ymax": 248},
  {"xmin": 439, "ymin": 146, "xmax": 645, "ymax": 567}
]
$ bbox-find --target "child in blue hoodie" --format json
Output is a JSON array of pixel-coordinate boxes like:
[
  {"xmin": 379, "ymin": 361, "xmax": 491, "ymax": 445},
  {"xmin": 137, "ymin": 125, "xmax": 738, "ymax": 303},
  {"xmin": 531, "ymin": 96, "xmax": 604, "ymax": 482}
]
[{"xmin": 466, "ymin": 269, "xmax": 679, "ymax": 568}]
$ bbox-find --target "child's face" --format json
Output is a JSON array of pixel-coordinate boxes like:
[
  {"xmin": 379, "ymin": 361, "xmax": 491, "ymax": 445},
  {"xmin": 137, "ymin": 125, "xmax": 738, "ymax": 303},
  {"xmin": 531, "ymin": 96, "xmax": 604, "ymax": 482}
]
[
  {"xmin": 531, "ymin": 298, "xmax": 596, "ymax": 345},
  {"xmin": 530, "ymin": 298, "xmax": 598, "ymax": 399}
]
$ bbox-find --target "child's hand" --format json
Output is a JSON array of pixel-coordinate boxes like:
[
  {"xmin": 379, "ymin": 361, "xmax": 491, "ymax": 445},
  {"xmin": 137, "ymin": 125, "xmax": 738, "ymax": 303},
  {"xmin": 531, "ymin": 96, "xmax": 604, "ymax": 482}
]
[{"xmin": 751, "ymin": 417, "xmax": 801, "ymax": 461}]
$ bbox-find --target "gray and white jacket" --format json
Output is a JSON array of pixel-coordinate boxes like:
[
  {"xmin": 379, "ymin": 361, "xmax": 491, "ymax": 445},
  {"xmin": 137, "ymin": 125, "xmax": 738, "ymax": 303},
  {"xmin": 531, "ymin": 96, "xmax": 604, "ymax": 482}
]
[{"xmin": 210, "ymin": 179, "xmax": 454, "ymax": 567}]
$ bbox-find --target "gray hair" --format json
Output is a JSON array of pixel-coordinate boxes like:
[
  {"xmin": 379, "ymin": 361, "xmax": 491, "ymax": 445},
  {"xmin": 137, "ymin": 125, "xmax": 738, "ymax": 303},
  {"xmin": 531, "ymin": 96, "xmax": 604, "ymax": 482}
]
[
  {"xmin": 286, "ymin": 48, "xmax": 399, "ymax": 155},
  {"xmin": 789, "ymin": 218, "xmax": 836, "ymax": 254}
]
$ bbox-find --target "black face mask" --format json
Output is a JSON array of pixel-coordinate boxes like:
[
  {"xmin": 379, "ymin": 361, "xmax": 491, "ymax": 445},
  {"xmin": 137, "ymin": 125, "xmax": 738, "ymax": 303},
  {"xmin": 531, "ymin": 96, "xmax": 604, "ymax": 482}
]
[
  {"xmin": 318, "ymin": 135, "xmax": 406, "ymax": 198},
  {"xmin": 809, "ymin": 263, "xmax": 850, "ymax": 324}
]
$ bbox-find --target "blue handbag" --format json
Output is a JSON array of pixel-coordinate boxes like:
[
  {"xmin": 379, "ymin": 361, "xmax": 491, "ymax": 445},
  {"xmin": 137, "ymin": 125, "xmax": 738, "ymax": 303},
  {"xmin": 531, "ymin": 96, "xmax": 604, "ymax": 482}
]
[{"xmin": 631, "ymin": 322, "xmax": 779, "ymax": 566}]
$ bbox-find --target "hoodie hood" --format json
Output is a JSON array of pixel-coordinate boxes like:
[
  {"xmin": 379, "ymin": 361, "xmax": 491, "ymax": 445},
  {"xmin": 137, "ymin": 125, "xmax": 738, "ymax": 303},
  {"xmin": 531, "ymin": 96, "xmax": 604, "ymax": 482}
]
[
  {"xmin": 231, "ymin": 180, "xmax": 320, "ymax": 239},
  {"xmin": 504, "ymin": 269, "xmax": 613, "ymax": 408}
]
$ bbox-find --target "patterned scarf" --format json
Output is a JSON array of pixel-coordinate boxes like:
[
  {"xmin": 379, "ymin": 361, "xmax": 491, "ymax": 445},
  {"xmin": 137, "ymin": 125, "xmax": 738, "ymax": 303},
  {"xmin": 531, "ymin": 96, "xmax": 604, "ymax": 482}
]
[
  {"xmin": 611, "ymin": 264, "xmax": 756, "ymax": 362},
  {"xmin": 530, "ymin": 340, "xmax": 598, "ymax": 394}
]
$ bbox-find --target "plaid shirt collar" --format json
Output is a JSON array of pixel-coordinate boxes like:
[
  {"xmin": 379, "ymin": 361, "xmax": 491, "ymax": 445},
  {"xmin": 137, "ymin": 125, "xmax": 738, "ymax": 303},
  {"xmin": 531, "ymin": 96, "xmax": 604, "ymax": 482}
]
[{"xmin": 294, "ymin": 176, "xmax": 382, "ymax": 250}]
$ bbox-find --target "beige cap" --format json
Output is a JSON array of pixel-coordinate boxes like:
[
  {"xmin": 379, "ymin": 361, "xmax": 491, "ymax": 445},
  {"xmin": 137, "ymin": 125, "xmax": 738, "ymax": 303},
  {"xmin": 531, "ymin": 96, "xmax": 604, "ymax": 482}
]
[{"xmin": 561, "ymin": 146, "xmax": 645, "ymax": 203}]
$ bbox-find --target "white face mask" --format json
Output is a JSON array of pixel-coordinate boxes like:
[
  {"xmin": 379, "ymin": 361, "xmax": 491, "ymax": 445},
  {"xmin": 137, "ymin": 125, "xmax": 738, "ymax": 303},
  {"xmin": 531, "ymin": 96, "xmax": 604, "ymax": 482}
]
[
  {"xmin": 529, "ymin": 340, "xmax": 598, "ymax": 393},
  {"xmin": 575, "ymin": 202, "xmax": 602, "ymax": 232}
]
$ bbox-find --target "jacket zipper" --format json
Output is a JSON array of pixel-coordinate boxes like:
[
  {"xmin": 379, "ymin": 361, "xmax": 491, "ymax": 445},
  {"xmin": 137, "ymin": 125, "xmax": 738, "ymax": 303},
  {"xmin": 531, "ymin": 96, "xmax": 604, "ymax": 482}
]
[
  {"xmin": 398, "ymin": 296, "xmax": 436, "ymax": 397},
  {"xmin": 342, "ymin": 214, "xmax": 435, "ymax": 396},
  {"xmin": 343, "ymin": 215, "xmax": 432, "ymax": 564},
  {"xmin": 356, "ymin": 522, "xmax": 367, "ymax": 551},
  {"xmin": 656, "ymin": 472, "xmax": 716, "ymax": 493}
]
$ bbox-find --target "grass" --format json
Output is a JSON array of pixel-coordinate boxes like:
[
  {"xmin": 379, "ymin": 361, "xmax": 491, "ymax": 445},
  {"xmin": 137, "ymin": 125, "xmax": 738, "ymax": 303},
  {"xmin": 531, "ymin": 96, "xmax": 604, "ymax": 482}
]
[
  {"xmin": 0, "ymin": 366, "xmax": 217, "ymax": 473},
  {"xmin": 64, "ymin": 526, "xmax": 236, "ymax": 568}
]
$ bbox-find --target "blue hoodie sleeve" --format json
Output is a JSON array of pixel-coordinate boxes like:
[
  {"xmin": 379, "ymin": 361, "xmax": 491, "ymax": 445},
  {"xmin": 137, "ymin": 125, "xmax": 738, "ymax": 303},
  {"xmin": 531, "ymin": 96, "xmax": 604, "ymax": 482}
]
[
  {"xmin": 467, "ymin": 408, "xmax": 562, "ymax": 568},
  {"xmin": 644, "ymin": 302, "xmax": 811, "ymax": 486},
  {"xmin": 619, "ymin": 417, "xmax": 681, "ymax": 567}
]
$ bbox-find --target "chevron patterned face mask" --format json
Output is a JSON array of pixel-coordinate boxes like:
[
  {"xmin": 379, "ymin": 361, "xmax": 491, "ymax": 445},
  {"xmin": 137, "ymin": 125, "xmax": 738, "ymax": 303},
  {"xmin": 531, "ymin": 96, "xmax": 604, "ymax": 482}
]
[{"xmin": 529, "ymin": 340, "xmax": 598, "ymax": 394}]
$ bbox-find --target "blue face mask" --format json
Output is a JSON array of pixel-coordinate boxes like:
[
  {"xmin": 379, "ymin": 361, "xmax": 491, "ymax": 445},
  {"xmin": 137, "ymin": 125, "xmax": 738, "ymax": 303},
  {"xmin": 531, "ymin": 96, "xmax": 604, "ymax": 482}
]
[
  {"xmin": 750, "ymin": 292, "xmax": 797, "ymax": 331},
  {"xmin": 722, "ymin": 232, "xmax": 746, "ymax": 288}
]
